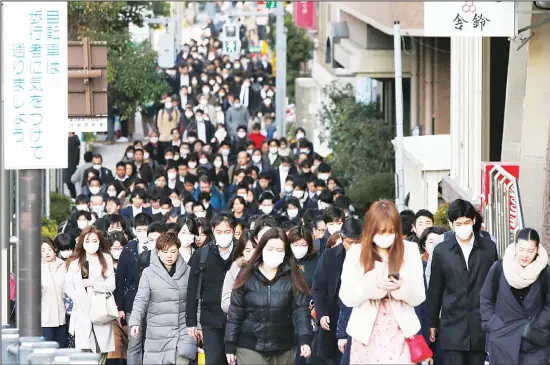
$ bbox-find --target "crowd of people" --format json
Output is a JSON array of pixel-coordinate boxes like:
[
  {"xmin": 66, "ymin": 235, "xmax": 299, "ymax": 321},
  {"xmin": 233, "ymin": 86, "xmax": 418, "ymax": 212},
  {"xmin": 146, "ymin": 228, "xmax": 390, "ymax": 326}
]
[{"xmin": 41, "ymin": 13, "xmax": 550, "ymax": 365}]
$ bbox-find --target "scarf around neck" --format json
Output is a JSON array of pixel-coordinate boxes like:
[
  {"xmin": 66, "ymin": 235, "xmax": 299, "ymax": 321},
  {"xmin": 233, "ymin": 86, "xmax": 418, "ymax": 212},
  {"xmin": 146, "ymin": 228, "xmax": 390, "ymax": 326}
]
[{"xmin": 503, "ymin": 243, "xmax": 549, "ymax": 289}]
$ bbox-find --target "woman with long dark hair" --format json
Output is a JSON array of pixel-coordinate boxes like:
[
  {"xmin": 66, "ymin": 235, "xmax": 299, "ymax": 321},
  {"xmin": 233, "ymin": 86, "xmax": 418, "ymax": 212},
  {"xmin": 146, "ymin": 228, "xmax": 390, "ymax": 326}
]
[
  {"xmin": 65, "ymin": 226, "xmax": 116, "ymax": 362},
  {"xmin": 225, "ymin": 227, "xmax": 313, "ymax": 365},
  {"xmin": 339, "ymin": 200, "xmax": 425, "ymax": 364},
  {"xmin": 177, "ymin": 216, "xmax": 200, "ymax": 263},
  {"xmin": 195, "ymin": 217, "xmax": 214, "ymax": 248}
]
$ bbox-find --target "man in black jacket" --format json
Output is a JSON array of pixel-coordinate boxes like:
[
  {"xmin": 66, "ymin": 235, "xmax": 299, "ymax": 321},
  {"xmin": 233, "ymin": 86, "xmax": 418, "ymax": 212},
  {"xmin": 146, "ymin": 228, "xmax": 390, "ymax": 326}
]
[
  {"xmin": 186, "ymin": 213, "xmax": 236, "ymax": 365},
  {"xmin": 427, "ymin": 199, "xmax": 498, "ymax": 365}
]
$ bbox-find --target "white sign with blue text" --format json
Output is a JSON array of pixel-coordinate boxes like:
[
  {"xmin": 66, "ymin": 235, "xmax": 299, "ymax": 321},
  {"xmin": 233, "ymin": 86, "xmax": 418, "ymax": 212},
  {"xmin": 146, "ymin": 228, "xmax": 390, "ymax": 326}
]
[
  {"xmin": 424, "ymin": 1, "xmax": 516, "ymax": 37},
  {"xmin": 2, "ymin": 2, "xmax": 68, "ymax": 169}
]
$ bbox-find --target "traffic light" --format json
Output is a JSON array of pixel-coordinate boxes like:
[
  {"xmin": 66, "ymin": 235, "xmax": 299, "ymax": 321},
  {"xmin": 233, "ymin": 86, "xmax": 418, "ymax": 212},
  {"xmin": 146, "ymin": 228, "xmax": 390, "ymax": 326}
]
[
  {"xmin": 223, "ymin": 23, "xmax": 241, "ymax": 55},
  {"xmin": 225, "ymin": 41, "xmax": 238, "ymax": 53}
]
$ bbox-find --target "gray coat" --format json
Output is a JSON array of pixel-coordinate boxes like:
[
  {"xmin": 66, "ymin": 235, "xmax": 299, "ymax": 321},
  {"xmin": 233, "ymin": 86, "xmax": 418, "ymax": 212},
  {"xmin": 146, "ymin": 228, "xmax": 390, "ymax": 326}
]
[
  {"xmin": 129, "ymin": 251, "xmax": 196, "ymax": 364},
  {"xmin": 480, "ymin": 262, "xmax": 550, "ymax": 365},
  {"xmin": 225, "ymin": 105, "xmax": 250, "ymax": 139}
]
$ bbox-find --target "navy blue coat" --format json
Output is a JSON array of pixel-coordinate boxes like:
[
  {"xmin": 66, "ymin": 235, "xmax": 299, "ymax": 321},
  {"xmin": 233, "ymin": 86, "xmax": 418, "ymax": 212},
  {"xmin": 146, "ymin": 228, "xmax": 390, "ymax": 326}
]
[
  {"xmin": 310, "ymin": 244, "xmax": 346, "ymax": 363},
  {"xmin": 481, "ymin": 261, "xmax": 550, "ymax": 365},
  {"xmin": 120, "ymin": 206, "xmax": 153, "ymax": 223}
]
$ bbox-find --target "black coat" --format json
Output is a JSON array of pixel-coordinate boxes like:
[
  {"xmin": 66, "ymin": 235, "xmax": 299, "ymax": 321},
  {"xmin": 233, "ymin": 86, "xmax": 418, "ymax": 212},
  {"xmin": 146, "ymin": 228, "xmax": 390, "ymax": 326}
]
[
  {"xmin": 224, "ymin": 263, "xmax": 313, "ymax": 354},
  {"xmin": 82, "ymin": 166, "xmax": 114, "ymax": 186},
  {"xmin": 297, "ymin": 253, "xmax": 320, "ymax": 290},
  {"xmin": 311, "ymin": 244, "xmax": 346, "ymax": 362},
  {"xmin": 114, "ymin": 241, "xmax": 141, "ymax": 313},
  {"xmin": 427, "ymin": 234, "xmax": 498, "ymax": 351},
  {"xmin": 186, "ymin": 243, "xmax": 235, "ymax": 329},
  {"xmin": 481, "ymin": 261, "xmax": 550, "ymax": 365}
]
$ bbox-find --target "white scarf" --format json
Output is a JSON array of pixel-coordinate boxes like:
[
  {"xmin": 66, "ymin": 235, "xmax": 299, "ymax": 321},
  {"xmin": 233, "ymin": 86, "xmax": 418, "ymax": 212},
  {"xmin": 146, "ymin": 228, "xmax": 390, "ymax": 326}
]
[{"xmin": 503, "ymin": 243, "xmax": 548, "ymax": 289}]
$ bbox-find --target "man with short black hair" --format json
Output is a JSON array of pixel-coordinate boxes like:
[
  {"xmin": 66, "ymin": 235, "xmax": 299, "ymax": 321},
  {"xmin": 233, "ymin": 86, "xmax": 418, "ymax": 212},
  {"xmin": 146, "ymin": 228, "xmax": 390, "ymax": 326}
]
[
  {"xmin": 314, "ymin": 206, "xmax": 345, "ymax": 254},
  {"xmin": 194, "ymin": 175, "xmax": 225, "ymax": 211},
  {"xmin": 407, "ymin": 209, "xmax": 434, "ymax": 243},
  {"xmin": 427, "ymin": 199, "xmax": 498, "ymax": 365}
]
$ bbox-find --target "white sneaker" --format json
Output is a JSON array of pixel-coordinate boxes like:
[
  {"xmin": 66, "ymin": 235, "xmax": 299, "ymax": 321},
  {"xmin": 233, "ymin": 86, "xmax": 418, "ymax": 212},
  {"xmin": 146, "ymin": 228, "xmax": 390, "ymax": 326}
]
[{"xmin": 116, "ymin": 137, "xmax": 129, "ymax": 143}]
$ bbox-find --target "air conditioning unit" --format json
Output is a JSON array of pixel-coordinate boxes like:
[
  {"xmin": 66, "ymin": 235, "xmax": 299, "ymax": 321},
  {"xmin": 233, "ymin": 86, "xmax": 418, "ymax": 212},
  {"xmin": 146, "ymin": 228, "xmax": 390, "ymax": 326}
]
[{"xmin": 534, "ymin": 1, "xmax": 550, "ymax": 9}]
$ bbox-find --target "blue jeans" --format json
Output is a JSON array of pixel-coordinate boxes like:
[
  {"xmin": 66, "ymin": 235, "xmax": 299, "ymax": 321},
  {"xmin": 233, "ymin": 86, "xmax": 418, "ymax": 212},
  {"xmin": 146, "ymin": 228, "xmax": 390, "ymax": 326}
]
[{"xmin": 42, "ymin": 324, "xmax": 68, "ymax": 348}]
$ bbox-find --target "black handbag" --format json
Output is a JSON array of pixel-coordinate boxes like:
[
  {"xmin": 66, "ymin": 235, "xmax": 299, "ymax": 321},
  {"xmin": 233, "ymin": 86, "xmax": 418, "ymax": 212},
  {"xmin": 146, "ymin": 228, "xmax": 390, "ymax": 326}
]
[{"xmin": 522, "ymin": 320, "xmax": 549, "ymax": 348}]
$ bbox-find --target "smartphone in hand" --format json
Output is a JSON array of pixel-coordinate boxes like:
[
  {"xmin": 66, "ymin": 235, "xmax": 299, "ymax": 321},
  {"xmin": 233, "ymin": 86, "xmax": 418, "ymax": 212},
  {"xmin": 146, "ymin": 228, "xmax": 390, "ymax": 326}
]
[{"xmin": 388, "ymin": 273, "xmax": 400, "ymax": 281}]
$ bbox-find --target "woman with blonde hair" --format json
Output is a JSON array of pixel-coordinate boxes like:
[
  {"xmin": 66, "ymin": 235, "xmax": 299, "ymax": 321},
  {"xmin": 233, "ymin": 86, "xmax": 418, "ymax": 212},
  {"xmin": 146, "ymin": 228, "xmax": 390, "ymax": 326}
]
[
  {"xmin": 339, "ymin": 200, "xmax": 426, "ymax": 364},
  {"xmin": 65, "ymin": 226, "xmax": 115, "ymax": 362}
]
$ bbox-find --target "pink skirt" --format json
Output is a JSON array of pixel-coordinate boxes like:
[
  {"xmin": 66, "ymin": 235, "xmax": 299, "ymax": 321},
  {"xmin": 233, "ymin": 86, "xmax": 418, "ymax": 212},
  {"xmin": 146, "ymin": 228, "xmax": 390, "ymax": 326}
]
[{"xmin": 350, "ymin": 298, "xmax": 412, "ymax": 364}]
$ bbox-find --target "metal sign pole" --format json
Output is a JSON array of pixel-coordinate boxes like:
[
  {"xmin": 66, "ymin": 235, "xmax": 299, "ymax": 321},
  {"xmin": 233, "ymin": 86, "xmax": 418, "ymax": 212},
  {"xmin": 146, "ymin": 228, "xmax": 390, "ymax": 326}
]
[
  {"xmin": 393, "ymin": 21, "xmax": 406, "ymax": 211},
  {"xmin": 275, "ymin": 1, "xmax": 287, "ymax": 135}
]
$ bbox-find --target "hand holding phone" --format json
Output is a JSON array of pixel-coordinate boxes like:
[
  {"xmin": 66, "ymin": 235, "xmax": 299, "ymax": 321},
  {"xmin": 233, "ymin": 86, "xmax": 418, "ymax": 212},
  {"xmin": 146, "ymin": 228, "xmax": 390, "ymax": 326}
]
[{"xmin": 388, "ymin": 273, "xmax": 400, "ymax": 281}]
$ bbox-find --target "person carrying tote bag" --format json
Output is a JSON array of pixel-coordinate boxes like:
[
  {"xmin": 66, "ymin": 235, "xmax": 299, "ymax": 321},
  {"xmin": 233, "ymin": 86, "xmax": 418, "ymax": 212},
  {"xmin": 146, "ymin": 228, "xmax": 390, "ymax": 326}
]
[{"xmin": 65, "ymin": 226, "xmax": 116, "ymax": 364}]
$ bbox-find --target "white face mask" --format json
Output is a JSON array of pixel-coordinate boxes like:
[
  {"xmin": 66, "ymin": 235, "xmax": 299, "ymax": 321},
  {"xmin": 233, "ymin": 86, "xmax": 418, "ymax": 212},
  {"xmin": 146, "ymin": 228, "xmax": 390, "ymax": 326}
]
[
  {"xmin": 237, "ymin": 131, "xmax": 247, "ymax": 139},
  {"xmin": 93, "ymin": 164, "xmax": 102, "ymax": 171},
  {"xmin": 260, "ymin": 205, "xmax": 273, "ymax": 214},
  {"xmin": 291, "ymin": 246, "xmax": 308, "ymax": 260},
  {"xmin": 221, "ymin": 148, "xmax": 230, "ymax": 156},
  {"xmin": 214, "ymin": 160, "xmax": 223, "ymax": 168},
  {"xmin": 107, "ymin": 190, "xmax": 117, "ymax": 197},
  {"xmin": 178, "ymin": 233, "xmax": 195, "ymax": 247},
  {"xmin": 83, "ymin": 241, "xmax": 99, "ymax": 254},
  {"xmin": 195, "ymin": 211, "xmax": 206, "ymax": 218},
  {"xmin": 199, "ymin": 158, "xmax": 209, "ymax": 165},
  {"xmin": 59, "ymin": 250, "xmax": 72, "ymax": 259},
  {"xmin": 126, "ymin": 152, "xmax": 134, "ymax": 159},
  {"xmin": 269, "ymin": 147, "xmax": 278, "ymax": 154},
  {"xmin": 150, "ymin": 137, "xmax": 159, "ymax": 144},
  {"xmin": 168, "ymin": 172, "xmax": 177, "ymax": 180},
  {"xmin": 318, "ymin": 201, "xmax": 331, "ymax": 210},
  {"xmin": 238, "ymin": 193, "xmax": 248, "ymax": 200},
  {"xmin": 318, "ymin": 174, "xmax": 330, "ymax": 181},
  {"xmin": 188, "ymin": 162, "xmax": 197, "ymax": 169},
  {"xmin": 89, "ymin": 187, "xmax": 101, "ymax": 195},
  {"xmin": 215, "ymin": 233, "xmax": 233, "ymax": 248},
  {"xmin": 287, "ymin": 209, "xmax": 299, "ymax": 219},
  {"xmin": 76, "ymin": 204, "xmax": 88, "ymax": 212},
  {"xmin": 284, "ymin": 185, "xmax": 294, "ymax": 193},
  {"xmin": 252, "ymin": 155, "xmax": 261, "ymax": 163},
  {"xmin": 134, "ymin": 231, "xmax": 148, "ymax": 244},
  {"xmin": 296, "ymin": 133, "xmax": 305, "ymax": 140},
  {"xmin": 165, "ymin": 102, "xmax": 172, "ymax": 109},
  {"xmin": 91, "ymin": 204, "xmax": 105, "ymax": 214},
  {"xmin": 301, "ymin": 149, "xmax": 310, "ymax": 155},
  {"xmin": 292, "ymin": 190, "xmax": 304, "ymax": 199},
  {"xmin": 455, "ymin": 224, "xmax": 474, "ymax": 240},
  {"xmin": 185, "ymin": 111, "xmax": 193, "ymax": 118},
  {"xmin": 373, "ymin": 233, "xmax": 396, "ymax": 249},
  {"xmin": 279, "ymin": 148, "xmax": 289, "ymax": 156},
  {"xmin": 327, "ymin": 224, "xmax": 342, "ymax": 235},
  {"xmin": 111, "ymin": 250, "xmax": 121, "ymax": 260},
  {"xmin": 188, "ymin": 137, "xmax": 197, "ymax": 144},
  {"xmin": 77, "ymin": 220, "xmax": 89, "ymax": 230},
  {"xmin": 262, "ymin": 249, "xmax": 285, "ymax": 269}
]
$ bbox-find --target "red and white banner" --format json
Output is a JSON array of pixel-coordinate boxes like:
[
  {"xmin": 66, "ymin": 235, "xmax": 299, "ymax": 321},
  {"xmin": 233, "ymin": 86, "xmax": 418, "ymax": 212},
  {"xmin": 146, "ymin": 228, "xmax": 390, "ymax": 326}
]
[{"xmin": 293, "ymin": 1, "xmax": 316, "ymax": 30}]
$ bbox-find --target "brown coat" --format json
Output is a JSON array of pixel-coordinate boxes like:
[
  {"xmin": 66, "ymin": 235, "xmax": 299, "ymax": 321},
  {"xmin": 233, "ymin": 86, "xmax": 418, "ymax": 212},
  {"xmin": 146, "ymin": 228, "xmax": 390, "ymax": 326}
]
[
  {"xmin": 157, "ymin": 109, "xmax": 180, "ymax": 142},
  {"xmin": 107, "ymin": 322, "xmax": 128, "ymax": 360}
]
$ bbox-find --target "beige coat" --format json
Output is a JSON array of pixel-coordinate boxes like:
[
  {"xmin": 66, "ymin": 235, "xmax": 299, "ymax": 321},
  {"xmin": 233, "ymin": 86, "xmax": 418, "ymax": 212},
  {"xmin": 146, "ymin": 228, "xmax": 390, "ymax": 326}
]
[
  {"xmin": 339, "ymin": 241, "xmax": 426, "ymax": 344},
  {"xmin": 221, "ymin": 257, "xmax": 245, "ymax": 313},
  {"xmin": 41, "ymin": 258, "xmax": 66, "ymax": 327},
  {"xmin": 157, "ymin": 108, "xmax": 180, "ymax": 142}
]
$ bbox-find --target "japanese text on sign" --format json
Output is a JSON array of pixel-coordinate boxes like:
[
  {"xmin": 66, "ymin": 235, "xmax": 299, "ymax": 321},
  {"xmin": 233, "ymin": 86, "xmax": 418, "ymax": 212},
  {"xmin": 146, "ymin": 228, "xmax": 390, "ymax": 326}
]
[{"xmin": 3, "ymin": 2, "xmax": 68, "ymax": 169}]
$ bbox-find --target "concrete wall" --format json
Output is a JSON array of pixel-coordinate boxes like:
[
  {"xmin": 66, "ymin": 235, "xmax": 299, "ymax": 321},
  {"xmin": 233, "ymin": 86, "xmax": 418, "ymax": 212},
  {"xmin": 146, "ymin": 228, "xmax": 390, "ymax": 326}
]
[{"xmin": 434, "ymin": 40, "xmax": 451, "ymax": 134}]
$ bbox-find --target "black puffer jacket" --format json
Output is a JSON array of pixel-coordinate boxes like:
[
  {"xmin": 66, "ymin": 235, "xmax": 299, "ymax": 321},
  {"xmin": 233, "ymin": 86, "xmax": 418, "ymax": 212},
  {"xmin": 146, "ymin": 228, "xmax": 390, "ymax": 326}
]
[{"xmin": 224, "ymin": 263, "xmax": 313, "ymax": 354}]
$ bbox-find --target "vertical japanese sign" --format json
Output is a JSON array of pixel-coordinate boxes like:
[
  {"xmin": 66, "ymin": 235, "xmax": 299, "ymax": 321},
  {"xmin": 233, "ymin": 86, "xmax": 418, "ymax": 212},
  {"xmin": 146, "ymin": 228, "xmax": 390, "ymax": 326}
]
[
  {"xmin": 293, "ymin": 2, "xmax": 316, "ymax": 31},
  {"xmin": 424, "ymin": 1, "xmax": 516, "ymax": 37},
  {"xmin": 2, "ymin": 2, "xmax": 68, "ymax": 169}
]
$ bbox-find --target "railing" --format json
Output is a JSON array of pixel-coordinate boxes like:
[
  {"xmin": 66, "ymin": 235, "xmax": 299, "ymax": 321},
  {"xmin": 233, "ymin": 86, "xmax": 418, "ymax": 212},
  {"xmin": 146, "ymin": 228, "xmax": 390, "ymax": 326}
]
[
  {"xmin": 1, "ymin": 326, "xmax": 100, "ymax": 364},
  {"xmin": 482, "ymin": 164, "xmax": 525, "ymax": 257}
]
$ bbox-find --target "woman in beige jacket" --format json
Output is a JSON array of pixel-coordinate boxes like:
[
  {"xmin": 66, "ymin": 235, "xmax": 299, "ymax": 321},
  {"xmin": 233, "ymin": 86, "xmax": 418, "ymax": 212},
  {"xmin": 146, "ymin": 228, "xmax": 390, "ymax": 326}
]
[
  {"xmin": 157, "ymin": 96, "xmax": 180, "ymax": 143},
  {"xmin": 221, "ymin": 231, "xmax": 256, "ymax": 313},
  {"xmin": 41, "ymin": 237, "xmax": 68, "ymax": 347}
]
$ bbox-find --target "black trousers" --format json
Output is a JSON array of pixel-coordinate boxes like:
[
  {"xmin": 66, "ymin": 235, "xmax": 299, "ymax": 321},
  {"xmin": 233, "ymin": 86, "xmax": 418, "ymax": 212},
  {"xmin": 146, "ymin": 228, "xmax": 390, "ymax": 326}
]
[
  {"xmin": 202, "ymin": 325, "xmax": 227, "ymax": 365},
  {"xmin": 443, "ymin": 350, "xmax": 486, "ymax": 365},
  {"xmin": 42, "ymin": 324, "xmax": 68, "ymax": 348}
]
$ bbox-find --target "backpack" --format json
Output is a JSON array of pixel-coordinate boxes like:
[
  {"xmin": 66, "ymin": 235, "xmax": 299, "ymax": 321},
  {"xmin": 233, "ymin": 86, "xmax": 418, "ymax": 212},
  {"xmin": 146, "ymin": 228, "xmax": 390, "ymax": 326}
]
[
  {"xmin": 134, "ymin": 249, "xmax": 152, "ymax": 290},
  {"xmin": 491, "ymin": 259, "xmax": 548, "ymax": 302},
  {"xmin": 196, "ymin": 244, "xmax": 211, "ymax": 301}
]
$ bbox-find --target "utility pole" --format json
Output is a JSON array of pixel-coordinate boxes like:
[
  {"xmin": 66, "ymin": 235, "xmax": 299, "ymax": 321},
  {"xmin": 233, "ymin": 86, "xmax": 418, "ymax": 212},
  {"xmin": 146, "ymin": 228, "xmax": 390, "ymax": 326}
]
[
  {"xmin": 393, "ymin": 21, "xmax": 406, "ymax": 211},
  {"xmin": 275, "ymin": 1, "xmax": 287, "ymax": 136}
]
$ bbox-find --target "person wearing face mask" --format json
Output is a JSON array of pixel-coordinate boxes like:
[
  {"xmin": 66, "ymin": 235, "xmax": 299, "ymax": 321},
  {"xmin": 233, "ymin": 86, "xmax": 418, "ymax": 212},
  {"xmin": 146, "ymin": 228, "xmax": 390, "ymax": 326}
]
[
  {"xmin": 82, "ymin": 154, "xmax": 114, "ymax": 187},
  {"xmin": 226, "ymin": 97, "xmax": 250, "ymax": 141},
  {"xmin": 64, "ymin": 226, "xmax": 116, "ymax": 361},
  {"xmin": 75, "ymin": 210, "xmax": 92, "ymax": 232},
  {"xmin": 157, "ymin": 96, "xmax": 181, "ymax": 157},
  {"xmin": 129, "ymin": 232, "xmax": 196, "ymax": 365},
  {"xmin": 273, "ymin": 157, "xmax": 297, "ymax": 199},
  {"xmin": 427, "ymin": 199, "xmax": 498, "ymax": 365},
  {"xmin": 338, "ymin": 200, "xmax": 426, "ymax": 365},
  {"xmin": 314, "ymin": 207, "xmax": 345, "ymax": 255},
  {"xmin": 186, "ymin": 213, "xmax": 237, "ymax": 365},
  {"xmin": 184, "ymin": 108, "xmax": 216, "ymax": 144},
  {"xmin": 480, "ymin": 228, "xmax": 550, "ymax": 365},
  {"xmin": 89, "ymin": 194, "xmax": 106, "ymax": 220},
  {"xmin": 177, "ymin": 217, "xmax": 200, "ymax": 263},
  {"xmin": 221, "ymin": 231, "xmax": 256, "ymax": 314},
  {"xmin": 106, "ymin": 232, "xmax": 128, "ymax": 364},
  {"xmin": 117, "ymin": 220, "xmax": 166, "ymax": 364},
  {"xmin": 41, "ymin": 238, "xmax": 68, "ymax": 347},
  {"xmin": 225, "ymin": 227, "xmax": 313, "ymax": 365},
  {"xmin": 316, "ymin": 162, "xmax": 332, "ymax": 183}
]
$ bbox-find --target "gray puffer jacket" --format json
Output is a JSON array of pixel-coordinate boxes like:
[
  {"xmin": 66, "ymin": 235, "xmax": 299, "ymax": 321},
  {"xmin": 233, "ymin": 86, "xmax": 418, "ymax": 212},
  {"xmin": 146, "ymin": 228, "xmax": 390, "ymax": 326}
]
[{"xmin": 129, "ymin": 251, "xmax": 196, "ymax": 364}]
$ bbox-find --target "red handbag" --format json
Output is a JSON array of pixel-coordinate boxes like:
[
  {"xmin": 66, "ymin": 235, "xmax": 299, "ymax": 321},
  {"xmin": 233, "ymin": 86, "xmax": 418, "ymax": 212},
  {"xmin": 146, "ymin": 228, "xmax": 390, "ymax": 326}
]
[{"xmin": 406, "ymin": 334, "xmax": 433, "ymax": 363}]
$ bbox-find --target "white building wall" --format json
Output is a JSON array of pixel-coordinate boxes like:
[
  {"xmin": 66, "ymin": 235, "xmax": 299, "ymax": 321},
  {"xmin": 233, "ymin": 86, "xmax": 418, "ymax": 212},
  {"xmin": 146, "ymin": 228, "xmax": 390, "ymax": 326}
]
[{"xmin": 449, "ymin": 38, "xmax": 483, "ymax": 201}]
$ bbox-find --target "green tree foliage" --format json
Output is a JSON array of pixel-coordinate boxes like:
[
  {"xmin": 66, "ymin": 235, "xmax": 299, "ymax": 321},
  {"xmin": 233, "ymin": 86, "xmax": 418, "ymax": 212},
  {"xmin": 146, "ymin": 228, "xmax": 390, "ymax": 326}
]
[
  {"xmin": 319, "ymin": 82, "xmax": 396, "ymax": 213},
  {"xmin": 268, "ymin": 14, "xmax": 314, "ymax": 103},
  {"xmin": 68, "ymin": 1, "xmax": 171, "ymax": 119}
]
